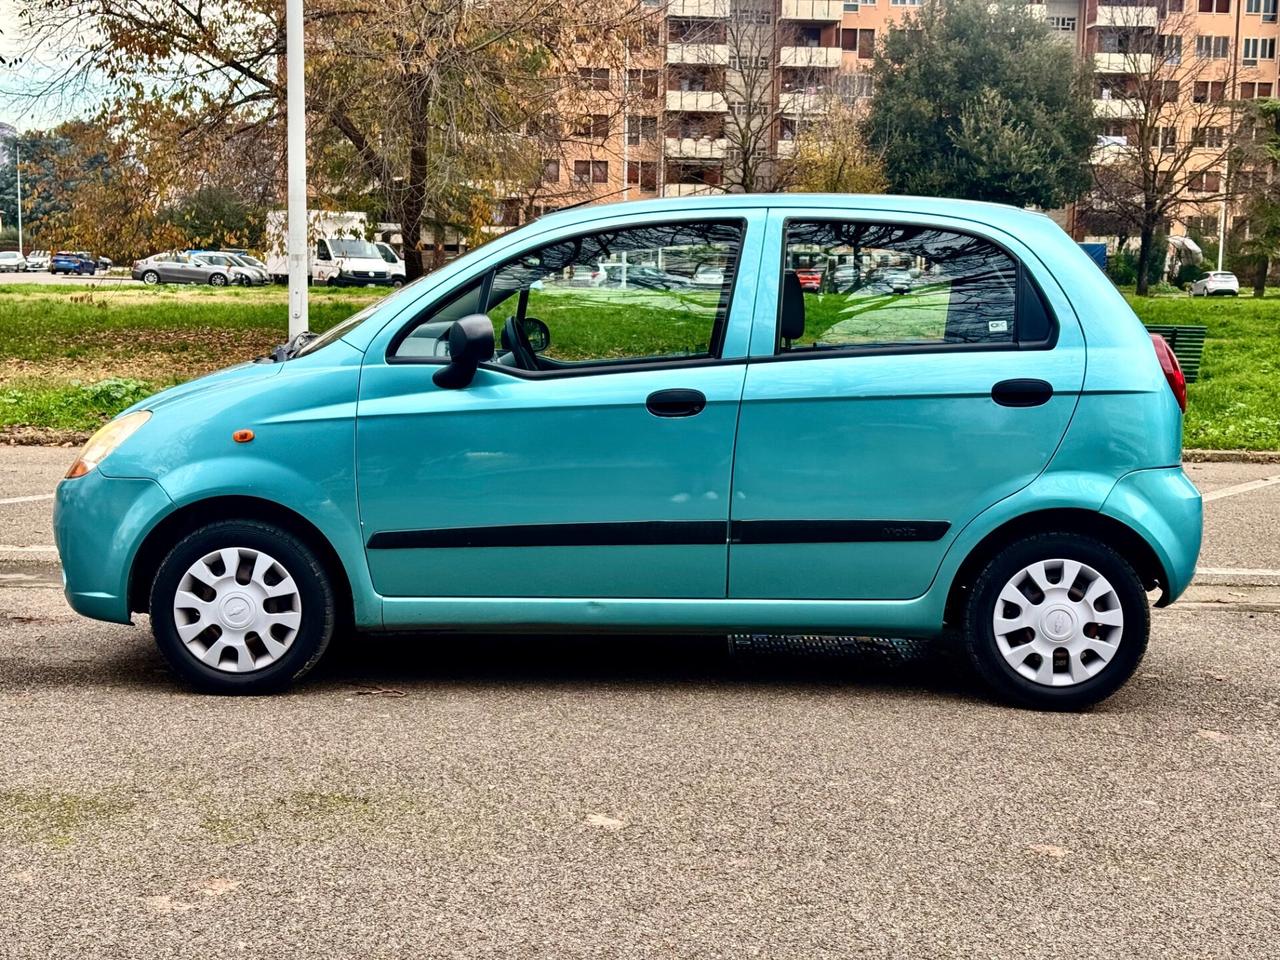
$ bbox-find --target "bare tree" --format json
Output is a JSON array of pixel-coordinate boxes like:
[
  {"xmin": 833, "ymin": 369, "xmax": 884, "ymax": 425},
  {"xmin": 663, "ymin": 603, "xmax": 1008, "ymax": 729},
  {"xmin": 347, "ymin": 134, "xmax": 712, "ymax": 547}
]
[
  {"xmin": 1080, "ymin": 8, "xmax": 1243, "ymax": 294},
  {"xmin": 7, "ymin": 0, "xmax": 644, "ymax": 277}
]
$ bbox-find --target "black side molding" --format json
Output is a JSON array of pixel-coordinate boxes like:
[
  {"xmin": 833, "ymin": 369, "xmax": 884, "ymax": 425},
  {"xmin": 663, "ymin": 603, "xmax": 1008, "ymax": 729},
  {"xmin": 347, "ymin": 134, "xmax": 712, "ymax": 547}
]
[{"xmin": 367, "ymin": 519, "xmax": 951, "ymax": 549}]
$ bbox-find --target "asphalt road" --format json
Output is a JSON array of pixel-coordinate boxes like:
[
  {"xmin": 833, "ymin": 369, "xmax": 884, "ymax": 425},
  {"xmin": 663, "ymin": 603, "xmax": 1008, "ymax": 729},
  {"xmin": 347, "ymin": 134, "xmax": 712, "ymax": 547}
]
[{"xmin": 2, "ymin": 449, "xmax": 1278, "ymax": 958}]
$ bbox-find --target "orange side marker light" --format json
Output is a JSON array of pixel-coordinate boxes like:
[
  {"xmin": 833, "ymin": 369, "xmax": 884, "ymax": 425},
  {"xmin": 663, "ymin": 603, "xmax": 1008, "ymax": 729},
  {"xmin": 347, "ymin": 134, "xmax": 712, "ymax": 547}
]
[{"xmin": 233, "ymin": 429, "xmax": 255, "ymax": 444}]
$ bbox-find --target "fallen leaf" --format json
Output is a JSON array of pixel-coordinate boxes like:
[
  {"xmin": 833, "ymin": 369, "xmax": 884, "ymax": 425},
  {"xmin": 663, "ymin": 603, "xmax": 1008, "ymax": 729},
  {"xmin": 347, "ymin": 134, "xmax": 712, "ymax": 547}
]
[
  {"xmin": 200, "ymin": 878, "xmax": 241, "ymax": 897},
  {"xmin": 142, "ymin": 895, "xmax": 194, "ymax": 914},
  {"xmin": 585, "ymin": 813, "xmax": 627, "ymax": 831},
  {"xmin": 1027, "ymin": 843, "xmax": 1068, "ymax": 859}
]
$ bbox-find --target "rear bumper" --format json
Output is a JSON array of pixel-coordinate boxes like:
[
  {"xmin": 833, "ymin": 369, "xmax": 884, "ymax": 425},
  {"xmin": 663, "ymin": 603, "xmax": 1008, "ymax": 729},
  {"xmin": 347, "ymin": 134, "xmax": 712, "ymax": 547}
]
[
  {"xmin": 1101, "ymin": 466, "xmax": 1202, "ymax": 605},
  {"xmin": 53, "ymin": 470, "xmax": 173, "ymax": 624}
]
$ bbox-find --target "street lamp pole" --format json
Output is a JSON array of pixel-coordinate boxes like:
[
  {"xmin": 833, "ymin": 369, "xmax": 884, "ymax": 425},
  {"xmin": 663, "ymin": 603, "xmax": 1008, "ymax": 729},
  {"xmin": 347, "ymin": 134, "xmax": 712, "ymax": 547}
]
[{"xmin": 286, "ymin": 0, "xmax": 309, "ymax": 338}]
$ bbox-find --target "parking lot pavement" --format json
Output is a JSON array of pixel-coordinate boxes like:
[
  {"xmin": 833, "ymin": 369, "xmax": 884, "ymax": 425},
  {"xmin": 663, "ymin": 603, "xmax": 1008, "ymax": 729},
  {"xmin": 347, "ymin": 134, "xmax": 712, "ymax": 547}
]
[{"xmin": 2, "ymin": 448, "xmax": 1278, "ymax": 958}]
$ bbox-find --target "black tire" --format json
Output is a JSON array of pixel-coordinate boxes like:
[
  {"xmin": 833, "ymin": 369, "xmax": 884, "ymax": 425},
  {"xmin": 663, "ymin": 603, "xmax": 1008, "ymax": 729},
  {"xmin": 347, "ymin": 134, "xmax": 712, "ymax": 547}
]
[
  {"xmin": 149, "ymin": 520, "xmax": 336, "ymax": 694},
  {"xmin": 962, "ymin": 532, "xmax": 1149, "ymax": 711},
  {"xmin": 142, "ymin": 270, "xmax": 160, "ymax": 285}
]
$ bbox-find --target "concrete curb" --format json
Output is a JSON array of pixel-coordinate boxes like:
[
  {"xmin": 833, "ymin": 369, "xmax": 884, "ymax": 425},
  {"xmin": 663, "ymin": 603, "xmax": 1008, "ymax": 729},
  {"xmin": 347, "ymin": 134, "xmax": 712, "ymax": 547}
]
[{"xmin": 1184, "ymin": 449, "xmax": 1280, "ymax": 464}]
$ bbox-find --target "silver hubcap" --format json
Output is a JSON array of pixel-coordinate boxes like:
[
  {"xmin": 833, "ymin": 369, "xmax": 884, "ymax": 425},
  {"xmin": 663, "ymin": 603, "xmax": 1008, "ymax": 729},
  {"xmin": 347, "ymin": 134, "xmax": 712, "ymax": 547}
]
[
  {"xmin": 173, "ymin": 547, "xmax": 302, "ymax": 673},
  {"xmin": 992, "ymin": 559, "xmax": 1123, "ymax": 687}
]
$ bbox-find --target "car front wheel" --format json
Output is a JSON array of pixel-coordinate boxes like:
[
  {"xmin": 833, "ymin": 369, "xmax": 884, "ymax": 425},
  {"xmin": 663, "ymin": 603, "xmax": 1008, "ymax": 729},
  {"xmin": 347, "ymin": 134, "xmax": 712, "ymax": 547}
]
[
  {"xmin": 142, "ymin": 270, "xmax": 160, "ymax": 285},
  {"xmin": 963, "ymin": 532, "xmax": 1148, "ymax": 710},
  {"xmin": 149, "ymin": 520, "xmax": 336, "ymax": 693}
]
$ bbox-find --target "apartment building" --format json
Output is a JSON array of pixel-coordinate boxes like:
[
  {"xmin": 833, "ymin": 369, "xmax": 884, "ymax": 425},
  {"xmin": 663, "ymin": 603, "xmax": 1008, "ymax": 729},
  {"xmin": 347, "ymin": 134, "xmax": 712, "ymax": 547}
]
[{"xmin": 506, "ymin": 0, "xmax": 1279, "ymax": 242}]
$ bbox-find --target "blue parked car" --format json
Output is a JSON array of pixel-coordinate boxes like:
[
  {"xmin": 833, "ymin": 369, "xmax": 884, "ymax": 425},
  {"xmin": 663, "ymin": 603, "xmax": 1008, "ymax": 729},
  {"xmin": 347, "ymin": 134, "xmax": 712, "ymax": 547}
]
[
  {"xmin": 53, "ymin": 195, "xmax": 1201, "ymax": 708},
  {"xmin": 50, "ymin": 251, "xmax": 98, "ymax": 276}
]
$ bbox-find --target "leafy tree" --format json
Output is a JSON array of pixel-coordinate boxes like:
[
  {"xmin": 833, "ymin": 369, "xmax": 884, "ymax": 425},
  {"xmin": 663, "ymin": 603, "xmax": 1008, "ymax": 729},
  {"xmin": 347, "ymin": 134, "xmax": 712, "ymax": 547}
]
[
  {"xmin": 1236, "ymin": 98, "xmax": 1280, "ymax": 298},
  {"xmin": 864, "ymin": 0, "xmax": 1095, "ymax": 209}
]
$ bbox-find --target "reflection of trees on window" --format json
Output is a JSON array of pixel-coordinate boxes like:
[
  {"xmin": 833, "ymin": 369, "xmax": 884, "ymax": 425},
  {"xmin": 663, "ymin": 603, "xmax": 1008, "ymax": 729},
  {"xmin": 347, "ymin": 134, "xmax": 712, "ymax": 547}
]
[{"xmin": 785, "ymin": 221, "xmax": 1018, "ymax": 347}]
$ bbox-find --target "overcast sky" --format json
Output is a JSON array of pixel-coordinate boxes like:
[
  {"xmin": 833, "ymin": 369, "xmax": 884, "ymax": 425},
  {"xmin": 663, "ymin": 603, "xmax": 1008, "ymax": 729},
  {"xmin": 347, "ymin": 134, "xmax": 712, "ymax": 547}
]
[{"xmin": 1, "ymin": 0, "xmax": 92, "ymax": 131}]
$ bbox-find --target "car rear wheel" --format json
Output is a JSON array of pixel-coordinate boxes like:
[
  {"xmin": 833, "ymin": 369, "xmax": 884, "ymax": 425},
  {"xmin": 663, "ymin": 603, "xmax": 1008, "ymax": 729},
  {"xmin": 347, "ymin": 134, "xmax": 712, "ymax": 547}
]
[
  {"xmin": 209, "ymin": 273, "xmax": 228, "ymax": 287},
  {"xmin": 149, "ymin": 520, "xmax": 336, "ymax": 694},
  {"xmin": 963, "ymin": 532, "xmax": 1148, "ymax": 710}
]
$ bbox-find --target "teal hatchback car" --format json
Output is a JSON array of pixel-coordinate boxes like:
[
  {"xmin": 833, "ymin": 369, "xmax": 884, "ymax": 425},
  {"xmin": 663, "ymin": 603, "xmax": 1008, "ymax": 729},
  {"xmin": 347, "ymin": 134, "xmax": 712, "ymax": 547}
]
[{"xmin": 54, "ymin": 195, "xmax": 1201, "ymax": 708}]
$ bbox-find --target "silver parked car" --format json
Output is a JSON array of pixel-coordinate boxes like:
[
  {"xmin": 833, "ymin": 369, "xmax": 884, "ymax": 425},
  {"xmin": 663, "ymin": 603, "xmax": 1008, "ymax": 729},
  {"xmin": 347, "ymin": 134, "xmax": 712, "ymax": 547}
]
[
  {"xmin": 190, "ymin": 252, "xmax": 267, "ymax": 285},
  {"xmin": 0, "ymin": 251, "xmax": 28, "ymax": 272},
  {"xmin": 131, "ymin": 252, "xmax": 255, "ymax": 286}
]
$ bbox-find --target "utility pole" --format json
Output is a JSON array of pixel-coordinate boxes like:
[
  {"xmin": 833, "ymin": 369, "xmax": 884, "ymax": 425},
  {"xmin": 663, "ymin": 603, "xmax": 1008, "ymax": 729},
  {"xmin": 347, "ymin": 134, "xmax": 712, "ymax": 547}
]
[
  {"xmin": 15, "ymin": 141, "xmax": 23, "ymax": 259},
  {"xmin": 622, "ymin": 43, "xmax": 631, "ymax": 202},
  {"xmin": 286, "ymin": 0, "xmax": 309, "ymax": 338}
]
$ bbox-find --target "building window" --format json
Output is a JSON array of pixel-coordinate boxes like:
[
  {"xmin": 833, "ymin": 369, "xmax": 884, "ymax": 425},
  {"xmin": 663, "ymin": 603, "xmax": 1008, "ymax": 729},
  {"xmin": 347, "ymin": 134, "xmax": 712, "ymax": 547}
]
[
  {"xmin": 626, "ymin": 160, "xmax": 659, "ymax": 191},
  {"xmin": 573, "ymin": 160, "xmax": 609, "ymax": 184},
  {"xmin": 626, "ymin": 115, "xmax": 658, "ymax": 145},
  {"xmin": 579, "ymin": 68, "xmax": 610, "ymax": 91},
  {"xmin": 858, "ymin": 29, "xmax": 875, "ymax": 58},
  {"xmin": 1195, "ymin": 35, "xmax": 1230, "ymax": 58},
  {"xmin": 1189, "ymin": 171, "xmax": 1222, "ymax": 193},
  {"xmin": 890, "ymin": 0, "xmax": 921, "ymax": 5},
  {"xmin": 1047, "ymin": 15, "xmax": 1077, "ymax": 30},
  {"xmin": 1198, "ymin": 0, "xmax": 1230, "ymax": 11},
  {"xmin": 574, "ymin": 115, "xmax": 610, "ymax": 139},
  {"xmin": 1191, "ymin": 127, "xmax": 1225, "ymax": 148},
  {"xmin": 542, "ymin": 159, "xmax": 560, "ymax": 184},
  {"xmin": 841, "ymin": 29, "xmax": 858, "ymax": 50},
  {"xmin": 1240, "ymin": 81, "xmax": 1275, "ymax": 97},
  {"xmin": 843, "ymin": 0, "xmax": 859, "ymax": 9},
  {"xmin": 1193, "ymin": 80, "xmax": 1226, "ymax": 102},
  {"xmin": 1159, "ymin": 127, "xmax": 1177, "ymax": 153},
  {"xmin": 627, "ymin": 69, "xmax": 660, "ymax": 100},
  {"xmin": 1160, "ymin": 34, "xmax": 1182, "ymax": 63},
  {"xmin": 1243, "ymin": 37, "xmax": 1277, "ymax": 60}
]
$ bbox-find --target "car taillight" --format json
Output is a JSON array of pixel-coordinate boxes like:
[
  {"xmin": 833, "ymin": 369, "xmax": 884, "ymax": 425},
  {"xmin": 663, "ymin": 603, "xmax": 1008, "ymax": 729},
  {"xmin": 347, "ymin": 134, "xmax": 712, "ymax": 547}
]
[{"xmin": 1150, "ymin": 333, "xmax": 1187, "ymax": 413}]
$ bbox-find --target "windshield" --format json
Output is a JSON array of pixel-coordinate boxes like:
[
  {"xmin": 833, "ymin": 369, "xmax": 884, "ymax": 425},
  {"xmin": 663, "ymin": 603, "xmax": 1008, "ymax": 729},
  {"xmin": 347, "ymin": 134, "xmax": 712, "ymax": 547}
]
[
  {"xmin": 294, "ymin": 276, "xmax": 431, "ymax": 357},
  {"xmin": 328, "ymin": 238, "xmax": 379, "ymax": 259}
]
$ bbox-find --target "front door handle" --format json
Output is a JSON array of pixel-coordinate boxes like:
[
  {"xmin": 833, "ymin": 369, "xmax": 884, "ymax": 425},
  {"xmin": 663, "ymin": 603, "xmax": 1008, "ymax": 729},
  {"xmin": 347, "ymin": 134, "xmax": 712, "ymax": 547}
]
[
  {"xmin": 992, "ymin": 378, "xmax": 1053, "ymax": 407},
  {"xmin": 646, "ymin": 388, "xmax": 707, "ymax": 418}
]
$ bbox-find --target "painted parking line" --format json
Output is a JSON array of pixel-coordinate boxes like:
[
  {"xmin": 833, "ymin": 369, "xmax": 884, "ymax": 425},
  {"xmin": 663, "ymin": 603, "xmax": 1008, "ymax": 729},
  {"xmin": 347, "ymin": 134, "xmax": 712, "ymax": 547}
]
[
  {"xmin": 1196, "ymin": 567, "xmax": 1280, "ymax": 578},
  {"xmin": 0, "ymin": 493, "xmax": 54, "ymax": 505},
  {"xmin": 1203, "ymin": 475, "xmax": 1280, "ymax": 503},
  {"xmin": 0, "ymin": 545, "xmax": 58, "ymax": 553}
]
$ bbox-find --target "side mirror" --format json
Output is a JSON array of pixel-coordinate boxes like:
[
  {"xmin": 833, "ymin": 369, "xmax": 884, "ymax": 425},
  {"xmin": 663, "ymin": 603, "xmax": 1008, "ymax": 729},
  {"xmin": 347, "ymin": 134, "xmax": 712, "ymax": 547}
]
[
  {"xmin": 433, "ymin": 315, "xmax": 495, "ymax": 389},
  {"xmin": 522, "ymin": 317, "xmax": 551, "ymax": 354}
]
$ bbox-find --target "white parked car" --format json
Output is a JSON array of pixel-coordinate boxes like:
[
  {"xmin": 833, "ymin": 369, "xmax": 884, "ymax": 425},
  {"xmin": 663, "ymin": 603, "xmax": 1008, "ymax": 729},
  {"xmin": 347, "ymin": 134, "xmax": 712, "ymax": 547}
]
[
  {"xmin": 25, "ymin": 250, "xmax": 50, "ymax": 270},
  {"xmin": 0, "ymin": 251, "xmax": 28, "ymax": 272},
  {"xmin": 1189, "ymin": 271, "xmax": 1239, "ymax": 297}
]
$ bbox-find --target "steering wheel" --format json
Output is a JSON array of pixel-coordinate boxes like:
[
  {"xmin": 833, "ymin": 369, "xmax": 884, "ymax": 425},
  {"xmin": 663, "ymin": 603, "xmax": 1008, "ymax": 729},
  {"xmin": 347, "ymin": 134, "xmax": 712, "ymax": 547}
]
[{"xmin": 502, "ymin": 316, "xmax": 538, "ymax": 370}]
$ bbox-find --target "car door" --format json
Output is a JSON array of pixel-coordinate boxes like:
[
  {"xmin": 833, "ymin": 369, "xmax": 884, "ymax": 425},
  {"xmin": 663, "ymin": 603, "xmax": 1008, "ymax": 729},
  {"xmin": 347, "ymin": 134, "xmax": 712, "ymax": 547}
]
[
  {"xmin": 727, "ymin": 209, "xmax": 1086, "ymax": 601},
  {"xmin": 355, "ymin": 212, "xmax": 761, "ymax": 599}
]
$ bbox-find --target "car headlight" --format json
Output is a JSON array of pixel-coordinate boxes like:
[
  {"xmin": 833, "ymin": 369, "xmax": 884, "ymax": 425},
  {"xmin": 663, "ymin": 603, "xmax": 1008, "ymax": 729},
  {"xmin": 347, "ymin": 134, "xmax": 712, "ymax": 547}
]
[{"xmin": 65, "ymin": 410, "xmax": 151, "ymax": 479}]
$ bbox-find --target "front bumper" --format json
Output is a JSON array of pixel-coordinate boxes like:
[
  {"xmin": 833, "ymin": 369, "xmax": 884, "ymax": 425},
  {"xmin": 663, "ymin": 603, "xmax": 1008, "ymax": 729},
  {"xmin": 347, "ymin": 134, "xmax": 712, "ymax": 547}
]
[
  {"xmin": 53, "ymin": 469, "xmax": 173, "ymax": 624},
  {"xmin": 1101, "ymin": 466, "xmax": 1202, "ymax": 605},
  {"xmin": 330, "ymin": 273, "xmax": 394, "ymax": 287}
]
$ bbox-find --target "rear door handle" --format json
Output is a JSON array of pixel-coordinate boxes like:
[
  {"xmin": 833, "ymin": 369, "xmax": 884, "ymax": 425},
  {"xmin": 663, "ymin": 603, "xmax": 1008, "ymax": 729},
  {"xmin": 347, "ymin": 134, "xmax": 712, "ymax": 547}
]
[
  {"xmin": 646, "ymin": 388, "xmax": 707, "ymax": 418},
  {"xmin": 991, "ymin": 378, "xmax": 1053, "ymax": 407}
]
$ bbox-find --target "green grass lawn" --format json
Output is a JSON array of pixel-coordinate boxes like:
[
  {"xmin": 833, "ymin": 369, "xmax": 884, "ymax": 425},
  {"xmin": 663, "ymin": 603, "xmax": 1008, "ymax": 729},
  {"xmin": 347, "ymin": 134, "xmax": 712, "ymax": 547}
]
[
  {"xmin": 1124, "ymin": 291, "xmax": 1280, "ymax": 450},
  {"xmin": 0, "ymin": 280, "xmax": 1277, "ymax": 449}
]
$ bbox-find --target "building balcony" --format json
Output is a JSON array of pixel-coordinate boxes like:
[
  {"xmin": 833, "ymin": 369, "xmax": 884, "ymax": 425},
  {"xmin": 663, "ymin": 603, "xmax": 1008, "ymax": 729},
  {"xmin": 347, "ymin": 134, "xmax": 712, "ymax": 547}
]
[
  {"xmin": 666, "ymin": 89, "xmax": 729, "ymax": 112},
  {"xmin": 667, "ymin": 43, "xmax": 730, "ymax": 66},
  {"xmin": 779, "ymin": 0, "xmax": 842, "ymax": 20},
  {"xmin": 1094, "ymin": 52, "xmax": 1153, "ymax": 74},
  {"xmin": 780, "ymin": 91, "xmax": 828, "ymax": 115},
  {"xmin": 1092, "ymin": 4, "xmax": 1158, "ymax": 28},
  {"xmin": 665, "ymin": 136, "xmax": 729, "ymax": 159},
  {"xmin": 662, "ymin": 183, "xmax": 725, "ymax": 197},
  {"xmin": 1093, "ymin": 97, "xmax": 1141, "ymax": 118},
  {"xmin": 1094, "ymin": 135, "xmax": 1130, "ymax": 164},
  {"xmin": 778, "ymin": 45, "xmax": 842, "ymax": 69},
  {"xmin": 668, "ymin": 0, "xmax": 730, "ymax": 16}
]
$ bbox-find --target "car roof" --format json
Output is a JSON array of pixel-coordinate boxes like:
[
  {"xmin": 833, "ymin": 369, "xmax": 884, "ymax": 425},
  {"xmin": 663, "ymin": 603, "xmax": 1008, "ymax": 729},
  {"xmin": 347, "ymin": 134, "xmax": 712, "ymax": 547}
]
[{"xmin": 536, "ymin": 192, "xmax": 1051, "ymax": 233}]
